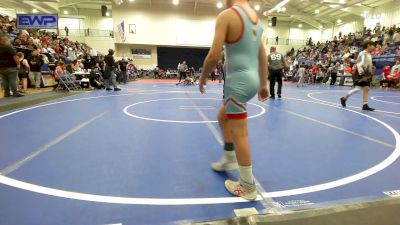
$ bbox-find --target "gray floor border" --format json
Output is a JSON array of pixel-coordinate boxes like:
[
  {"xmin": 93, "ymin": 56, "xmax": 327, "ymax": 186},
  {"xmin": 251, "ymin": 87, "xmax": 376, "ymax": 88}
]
[{"xmin": 189, "ymin": 197, "xmax": 400, "ymax": 225}]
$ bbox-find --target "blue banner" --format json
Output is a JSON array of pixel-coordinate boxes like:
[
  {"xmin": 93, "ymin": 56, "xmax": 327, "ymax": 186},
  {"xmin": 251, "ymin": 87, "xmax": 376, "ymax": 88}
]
[{"xmin": 17, "ymin": 14, "xmax": 58, "ymax": 29}]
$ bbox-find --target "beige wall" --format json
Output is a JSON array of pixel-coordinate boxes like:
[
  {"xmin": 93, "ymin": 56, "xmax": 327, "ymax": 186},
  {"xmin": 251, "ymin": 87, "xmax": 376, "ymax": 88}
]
[
  {"xmin": 265, "ymin": 21, "xmax": 324, "ymax": 41},
  {"xmin": 65, "ymin": 36, "xmax": 115, "ymax": 55},
  {"xmin": 373, "ymin": 2, "xmax": 400, "ymax": 27},
  {"xmin": 78, "ymin": 9, "xmax": 113, "ymax": 30},
  {"xmin": 111, "ymin": 5, "xmax": 314, "ymax": 67},
  {"xmin": 59, "ymin": 9, "xmax": 113, "ymax": 31},
  {"xmin": 115, "ymin": 44, "xmax": 158, "ymax": 69},
  {"xmin": 112, "ymin": 4, "xmax": 217, "ymax": 46},
  {"xmin": 112, "ymin": 3, "xmax": 322, "ymax": 47},
  {"xmin": 334, "ymin": 20, "xmax": 364, "ymax": 36}
]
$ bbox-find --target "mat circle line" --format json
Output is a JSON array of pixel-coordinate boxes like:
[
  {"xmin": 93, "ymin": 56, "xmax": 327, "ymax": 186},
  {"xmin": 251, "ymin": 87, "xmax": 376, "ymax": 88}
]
[{"xmin": 0, "ymin": 94, "xmax": 398, "ymax": 204}]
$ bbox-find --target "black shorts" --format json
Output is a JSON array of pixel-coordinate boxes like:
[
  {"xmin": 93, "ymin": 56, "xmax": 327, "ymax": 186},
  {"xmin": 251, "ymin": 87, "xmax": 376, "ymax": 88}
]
[
  {"xmin": 354, "ymin": 75, "xmax": 372, "ymax": 87},
  {"xmin": 18, "ymin": 73, "xmax": 28, "ymax": 79}
]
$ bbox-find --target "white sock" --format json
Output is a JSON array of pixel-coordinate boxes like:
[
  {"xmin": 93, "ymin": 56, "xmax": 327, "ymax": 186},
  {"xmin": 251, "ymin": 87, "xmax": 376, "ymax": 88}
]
[
  {"xmin": 239, "ymin": 165, "xmax": 254, "ymax": 184},
  {"xmin": 346, "ymin": 86, "xmax": 361, "ymax": 98},
  {"xmin": 224, "ymin": 151, "xmax": 236, "ymax": 161}
]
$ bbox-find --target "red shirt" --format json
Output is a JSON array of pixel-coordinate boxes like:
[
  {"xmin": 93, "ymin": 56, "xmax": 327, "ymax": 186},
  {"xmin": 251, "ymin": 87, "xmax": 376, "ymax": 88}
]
[
  {"xmin": 373, "ymin": 49, "xmax": 381, "ymax": 56},
  {"xmin": 311, "ymin": 65, "xmax": 318, "ymax": 74},
  {"xmin": 382, "ymin": 66, "xmax": 391, "ymax": 79},
  {"xmin": 42, "ymin": 37, "xmax": 49, "ymax": 46}
]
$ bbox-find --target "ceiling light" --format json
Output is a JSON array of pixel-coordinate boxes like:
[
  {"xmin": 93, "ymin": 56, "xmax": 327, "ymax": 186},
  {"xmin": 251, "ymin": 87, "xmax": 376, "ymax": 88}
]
[
  {"xmin": 63, "ymin": 10, "xmax": 68, "ymax": 14},
  {"xmin": 268, "ymin": 22, "xmax": 272, "ymax": 26},
  {"xmin": 330, "ymin": 4, "xmax": 339, "ymax": 8},
  {"xmin": 340, "ymin": 8, "xmax": 348, "ymax": 11},
  {"xmin": 254, "ymin": 4, "xmax": 261, "ymax": 11},
  {"xmin": 32, "ymin": 9, "xmax": 38, "ymax": 13},
  {"xmin": 319, "ymin": 25, "xmax": 323, "ymax": 29},
  {"xmin": 315, "ymin": 9, "xmax": 320, "ymax": 14},
  {"xmin": 281, "ymin": 7, "xmax": 286, "ymax": 12},
  {"xmin": 128, "ymin": 0, "xmax": 135, "ymax": 2},
  {"xmin": 298, "ymin": 23, "xmax": 303, "ymax": 28},
  {"xmin": 337, "ymin": 19, "xmax": 342, "ymax": 23},
  {"xmin": 356, "ymin": 3, "xmax": 362, "ymax": 6},
  {"xmin": 217, "ymin": 2, "xmax": 223, "ymax": 8},
  {"xmin": 172, "ymin": 0, "xmax": 179, "ymax": 5},
  {"xmin": 263, "ymin": 11, "xmax": 268, "ymax": 16},
  {"xmin": 106, "ymin": 12, "xmax": 110, "ymax": 16},
  {"xmin": 268, "ymin": 0, "xmax": 290, "ymax": 13}
]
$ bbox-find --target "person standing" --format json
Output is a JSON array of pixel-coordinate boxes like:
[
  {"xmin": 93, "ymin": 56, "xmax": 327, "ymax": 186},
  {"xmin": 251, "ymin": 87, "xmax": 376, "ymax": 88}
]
[
  {"xmin": 16, "ymin": 52, "xmax": 30, "ymax": 93},
  {"xmin": 199, "ymin": 0, "xmax": 269, "ymax": 200},
  {"xmin": 176, "ymin": 61, "xmax": 188, "ymax": 84},
  {"xmin": 0, "ymin": 36, "xmax": 23, "ymax": 97},
  {"xmin": 118, "ymin": 57, "xmax": 128, "ymax": 84},
  {"xmin": 27, "ymin": 50, "xmax": 43, "ymax": 89},
  {"xmin": 340, "ymin": 40, "xmax": 376, "ymax": 111},
  {"xmin": 268, "ymin": 46, "xmax": 287, "ymax": 98},
  {"xmin": 64, "ymin": 26, "xmax": 69, "ymax": 37},
  {"xmin": 296, "ymin": 64, "xmax": 306, "ymax": 87},
  {"xmin": 103, "ymin": 49, "xmax": 121, "ymax": 91},
  {"xmin": 329, "ymin": 62, "xmax": 339, "ymax": 85}
]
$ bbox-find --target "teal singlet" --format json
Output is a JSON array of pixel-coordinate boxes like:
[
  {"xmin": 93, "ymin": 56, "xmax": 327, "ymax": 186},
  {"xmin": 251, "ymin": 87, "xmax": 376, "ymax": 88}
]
[{"xmin": 224, "ymin": 5, "xmax": 263, "ymax": 119}]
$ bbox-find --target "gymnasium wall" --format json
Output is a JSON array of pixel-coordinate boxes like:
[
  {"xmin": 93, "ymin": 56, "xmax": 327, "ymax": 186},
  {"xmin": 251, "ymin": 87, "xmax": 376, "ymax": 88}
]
[
  {"xmin": 112, "ymin": 3, "xmax": 324, "ymax": 47},
  {"xmin": 112, "ymin": 4, "xmax": 217, "ymax": 46},
  {"xmin": 115, "ymin": 44, "xmax": 158, "ymax": 69},
  {"xmin": 264, "ymin": 21, "xmax": 324, "ymax": 41},
  {"xmin": 59, "ymin": 9, "xmax": 113, "ymax": 30},
  {"xmin": 110, "ymin": 4, "xmax": 326, "ymax": 67},
  {"xmin": 333, "ymin": 20, "xmax": 364, "ymax": 36},
  {"xmin": 372, "ymin": 1, "xmax": 400, "ymax": 27},
  {"xmin": 64, "ymin": 36, "xmax": 115, "ymax": 55}
]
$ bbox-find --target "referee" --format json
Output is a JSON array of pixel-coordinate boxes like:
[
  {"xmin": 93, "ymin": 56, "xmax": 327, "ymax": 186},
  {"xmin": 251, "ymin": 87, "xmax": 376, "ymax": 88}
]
[{"xmin": 268, "ymin": 46, "xmax": 287, "ymax": 98}]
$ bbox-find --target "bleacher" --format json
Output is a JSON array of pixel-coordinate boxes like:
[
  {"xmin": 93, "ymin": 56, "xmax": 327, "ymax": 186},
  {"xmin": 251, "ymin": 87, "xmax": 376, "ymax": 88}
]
[{"xmin": 372, "ymin": 42, "xmax": 400, "ymax": 76}]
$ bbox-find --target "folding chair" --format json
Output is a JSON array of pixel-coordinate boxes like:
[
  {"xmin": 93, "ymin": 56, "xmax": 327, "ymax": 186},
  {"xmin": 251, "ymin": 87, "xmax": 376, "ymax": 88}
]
[{"xmin": 55, "ymin": 70, "xmax": 81, "ymax": 91}]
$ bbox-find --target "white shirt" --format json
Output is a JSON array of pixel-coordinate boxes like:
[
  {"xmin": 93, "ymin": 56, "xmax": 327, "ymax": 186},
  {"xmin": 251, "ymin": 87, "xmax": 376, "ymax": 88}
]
[
  {"xmin": 357, "ymin": 50, "xmax": 373, "ymax": 75},
  {"xmin": 393, "ymin": 33, "xmax": 400, "ymax": 42}
]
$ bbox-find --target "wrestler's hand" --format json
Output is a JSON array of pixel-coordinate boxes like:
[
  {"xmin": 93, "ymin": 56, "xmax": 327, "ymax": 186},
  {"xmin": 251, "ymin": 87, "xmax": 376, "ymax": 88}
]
[
  {"xmin": 199, "ymin": 78, "xmax": 206, "ymax": 94},
  {"xmin": 258, "ymin": 86, "xmax": 269, "ymax": 102}
]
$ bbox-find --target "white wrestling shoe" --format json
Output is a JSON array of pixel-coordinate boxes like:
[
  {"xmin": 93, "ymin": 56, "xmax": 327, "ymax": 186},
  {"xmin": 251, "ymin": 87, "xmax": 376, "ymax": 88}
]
[
  {"xmin": 211, "ymin": 155, "xmax": 238, "ymax": 172},
  {"xmin": 225, "ymin": 179, "xmax": 258, "ymax": 201}
]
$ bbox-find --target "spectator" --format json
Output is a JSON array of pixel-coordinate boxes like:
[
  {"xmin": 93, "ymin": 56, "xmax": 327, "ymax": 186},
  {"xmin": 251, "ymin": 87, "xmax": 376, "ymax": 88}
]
[
  {"xmin": 26, "ymin": 38, "xmax": 35, "ymax": 49},
  {"xmin": 393, "ymin": 28, "xmax": 400, "ymax": 43},
  {"xmin": 118, "ymin": 57, "xmax": 128, "ymax": 83},
  {"xmin": 64, "ymin": 26, "xmax": 69, "ymax": 37},
  {"xmin": 56, "ymin": 61, "xmax": 65, "ymax": 73},
  {"xmin": 27, "ymin": 49, "xmax": 44, "ymax": 88},
  {"xmin": 0, "ymin": 35, "xmax": 23, "ymax": 97},
  {"xmin": 103, "ymin": 49, "xmax": 121, "ymax": 91},
  {"xmin": 372, "ymin": 44, "xmax": 382, "ymax": 56},
  {"xmin": 72, "ymin": 59, "xmax": 83, "ymax": 72},
  {"xmin": 329, "ymin": 62, "xmax": 339, "ymax": 85},
  {"xmin": 16, "ymin": 52, "xmax": 30, "ymax": 93},
  {"xmin": 384, "ymin": 29, "xmax": 395, "ymax": 45}
]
